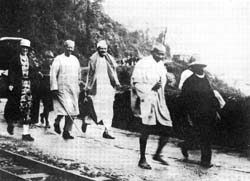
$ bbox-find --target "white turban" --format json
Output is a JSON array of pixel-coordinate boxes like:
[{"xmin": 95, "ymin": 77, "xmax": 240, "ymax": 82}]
[
  {"xmin": 64, "ymin": 40, "xmax": 75, "ymax": 47},
  {"xmin": 97, "ymin": 40, "xmax": 108, "ymax": 48}
]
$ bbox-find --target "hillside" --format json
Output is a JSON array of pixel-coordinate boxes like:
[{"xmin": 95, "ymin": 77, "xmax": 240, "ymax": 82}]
[
  {"xmin": 1, "ymin": 0, "xmax": 249, "ymax": 149},
  {"xmin": 0, "ymin": 0, "xmax": 153, "ymax": 66}
]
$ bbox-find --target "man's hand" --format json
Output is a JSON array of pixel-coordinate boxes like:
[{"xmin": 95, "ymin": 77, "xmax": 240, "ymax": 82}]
[
  {"xmin": 152, "ymin": 81, "xmax": 162, "ymax": 91},
  {"xmin": 8, "ymin": 85, "xmax": 14, "ymax": 91}
]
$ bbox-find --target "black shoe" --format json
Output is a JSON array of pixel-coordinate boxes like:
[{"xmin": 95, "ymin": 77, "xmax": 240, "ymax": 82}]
[
  {"xmin": 7, "ymin": 125, "xmax": 14, "ymax": 135},
  {"xmin": 181, "ymin": 146, "xmax": 189, "ymax": 160},
  {"xmin": 98, "ymin": 120, "xmax": 104, "ymax": 125},
  {"xmin": 153, "ymin": 154, "xmax": 169, "ymax": 165},
  {"xmin": 81, "ymin": 122, "xmax": 88, "ymax": 133},
  {"xmin": 63, "ymin": 131, "xmax": 74, "ymax": 139},
  {"xmin": 54, "ymin": 123, "xmax": 61, "ymax": 134},
  {"xmin": 22, "ymin": 134, "xmax": 34, "ymax": 141},
  {"xmin": 103, "ymin": 131, "xmax": 115, "ymax": 139},
  {"xmin": 138, "ymin": 159, "xmax": 152, "ymax": 169},
  {"xmin": 200, "ymin": 162, "xmax": 213, "ymax": 168},
  {"xmin": 45, "ymin": 124, "xmax": 50, "ymax": 129}
]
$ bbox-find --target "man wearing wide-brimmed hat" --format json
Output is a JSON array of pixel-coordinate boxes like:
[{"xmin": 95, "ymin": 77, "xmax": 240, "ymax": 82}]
[
  {"xmin": 178, "ymin": 54, "xmax": 201, "ymax": 90},
  {"xmin": 179, "ymin": 56, "xmax": 220, "ymax": 168},
  {"xmin": 4, "ymin": 38, "xmax": 40, "ymax": 141},
  {"xmin": 131, "ymin": 42, "xmax": 172, "ymax": 169}
]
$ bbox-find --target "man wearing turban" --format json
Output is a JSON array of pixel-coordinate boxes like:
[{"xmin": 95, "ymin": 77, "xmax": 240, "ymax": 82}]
[{"xmin": 85, "ymin": 40, "xmax": 120, "ymax": 139}]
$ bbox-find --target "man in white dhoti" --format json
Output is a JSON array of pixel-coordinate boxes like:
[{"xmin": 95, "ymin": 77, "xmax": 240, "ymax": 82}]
[
  {"xmin": 131, "ymin": 43, "xmax": 172, "ymax": 169},
  {"xmin": 86, "ymin": 40, "xmax": 120, "ymax": 139},
  {"xmin": 50, "ymin": 40, "xmax": 80, "ymax": 139}
]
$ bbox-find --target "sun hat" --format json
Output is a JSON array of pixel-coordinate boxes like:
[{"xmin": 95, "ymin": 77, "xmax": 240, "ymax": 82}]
[
  {"xmin": 188, "ymin": 54, "xmax": 207, "ymax": 67},
  {"xmin": 20, "ymin": 39, "xmax": 31, "ymax": 47}
]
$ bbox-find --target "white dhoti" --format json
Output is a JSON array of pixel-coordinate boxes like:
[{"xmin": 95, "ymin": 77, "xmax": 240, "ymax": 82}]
[{"xmin": 91, "ymin": 57, "xmax": 115, "ymax": 129}]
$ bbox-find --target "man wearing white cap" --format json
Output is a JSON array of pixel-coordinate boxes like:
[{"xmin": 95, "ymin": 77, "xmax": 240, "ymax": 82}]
[
  {"xmin": 4, "ymin": 39, "xmax": 39, "ymax": 141},
  {"xmin": 179, "ymin": 58, "xmax": 220, "ymax": 168},
  {"xmin": 131, "ymin": 43, "xmax": 172, "ymax": 169},
  {"xmin": 50, "ymin": 40, "xmax": 80, "ymax": 139},
  {"xmin": 85, "ymin": 40, "xmax": 120, "ymax": 139}
]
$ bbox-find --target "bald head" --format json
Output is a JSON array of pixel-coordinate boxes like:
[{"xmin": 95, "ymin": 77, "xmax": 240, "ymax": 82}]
[{"xmin": 64, "ymin": 40, "xmax": 75, "ymax": 56}]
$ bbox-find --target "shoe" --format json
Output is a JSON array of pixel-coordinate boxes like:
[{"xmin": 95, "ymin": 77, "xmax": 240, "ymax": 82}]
[
  {"xmin": 200, "ymin": 162, "xmax": 213, "ymax": 168},
  {"xmin": 63, "ymin": 131, "xmax": 74, "ymax": 139},
  {"xmin": 103, "ymin": 131, "xmax": 115, "ymax": 139},
  {"xmin": 22, "ymin": 134, "xmax": 34, "ymax": 141},
  {"xmin": 81, "ymin": 122, "xmax": 88, "ymax": 133},
  {"xmin": 98, "ymin": 120, "xmax": 104, "ymax": 125},
  {"xmin": 45, "ymin": 124, "xmax": 50, "ymax": 129},
  {"xmin": 181, "ymin": 146, "xmax": 189, "ymax": 160},
  {"xmin": 54, "ymin": 123, "xmax": 61, "ymax": 134},
  {"xmin": 153, "ymin": 154, "xmax": 169, "ymax": 165},
  {"xmin": 138, "ymin": 159, "xmax": 152, "ymax": 169},
  {"xmin": 7, "ymin": 125, "xmax": 14, "ymax": 135}
]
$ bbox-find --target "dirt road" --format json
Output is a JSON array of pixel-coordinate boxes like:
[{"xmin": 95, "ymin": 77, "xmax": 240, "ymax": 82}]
[{"xmin": 0, "ymin": 100, "xmax": 250, "ymax": 180}]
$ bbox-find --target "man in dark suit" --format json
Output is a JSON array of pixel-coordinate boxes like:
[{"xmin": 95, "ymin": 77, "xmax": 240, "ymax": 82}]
[{"xmin": 179, "ymin": 58, "xmax": 220, "ymax": 168}]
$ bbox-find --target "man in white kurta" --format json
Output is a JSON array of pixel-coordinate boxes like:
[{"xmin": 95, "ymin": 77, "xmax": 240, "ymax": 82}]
[
  {"xmin": 131, "ymin": 43, "xmax": 172, "ymax": 169},
  {"xmin": 86, "ymin": 40, "xmax": 120, "ymax": 139},
  {"xmin": 50, "ymin": 40, "xmax": 80, "ymax": 139}
]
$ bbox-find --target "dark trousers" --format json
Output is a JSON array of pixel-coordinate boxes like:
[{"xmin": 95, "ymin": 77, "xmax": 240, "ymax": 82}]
[
  {"xmin": 55, "ymin": 115, "xmax": 73, "ymax": 132},
  {"xmin": 181, "ymin": 120, "xmax": 213, "ymax": 164},
  {"xmin": 199, "ymin": 125, "xmax": 212, "ymax": 163}
]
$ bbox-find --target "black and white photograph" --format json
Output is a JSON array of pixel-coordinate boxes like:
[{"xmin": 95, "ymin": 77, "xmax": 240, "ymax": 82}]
[{"xmin": 0, "ymin": 0, "xmax": 249, "ymax": 180}]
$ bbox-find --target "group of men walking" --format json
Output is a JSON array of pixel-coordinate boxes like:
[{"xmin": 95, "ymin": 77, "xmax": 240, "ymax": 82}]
[
  {"xmin": 4, "ymin": 38, "xmax": 221, "ymax": 170},
  {"xmin": 4, "ymin": 39, "xmax": 119, "ymax": 141},
  {"xmin": 131, "ymin": 44, "xmax": 221, "ymax": 169}
]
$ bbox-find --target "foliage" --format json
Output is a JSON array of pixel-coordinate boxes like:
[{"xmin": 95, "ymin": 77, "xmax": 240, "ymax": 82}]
[{"xmin": 0, "ymin": 0, "xmax": 152, "ymax": 66}]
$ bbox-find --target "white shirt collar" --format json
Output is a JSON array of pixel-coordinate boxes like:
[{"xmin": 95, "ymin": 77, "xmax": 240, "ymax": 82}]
[{"xmin": 195, "ymin": 73, "xmax": 205, "ymax": 78}]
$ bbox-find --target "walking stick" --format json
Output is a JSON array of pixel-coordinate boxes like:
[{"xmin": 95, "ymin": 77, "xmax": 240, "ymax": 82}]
[{"xmin": 54, "ymin": 93, "xmax": 85, "ymax": 137}]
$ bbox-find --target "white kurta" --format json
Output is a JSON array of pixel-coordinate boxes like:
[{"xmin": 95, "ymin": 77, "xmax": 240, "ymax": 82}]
[
  {"xmin": 91, "ymin": 57, "xmax": 115, "ymax": 128},
  {"xmin": 132, "ymin": 55, "xmax": 172, "ymax": 126},
  {"xmin": 50, "ymin": 53, "xmax": 80, "ymax": 115}
]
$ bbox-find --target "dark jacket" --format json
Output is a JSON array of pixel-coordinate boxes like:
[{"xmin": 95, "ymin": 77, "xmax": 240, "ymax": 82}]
[
  {"xmin": 180, "ymin": 74, "xmax": 220, "ymax": 125},
  {"xmin": 4, "ymin": 54, "xmax": 40, "ymax": 123}
]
